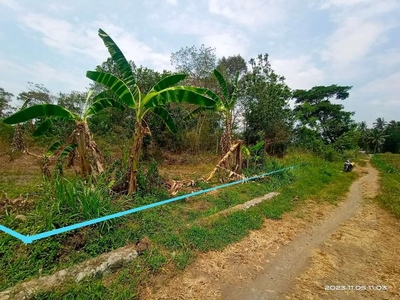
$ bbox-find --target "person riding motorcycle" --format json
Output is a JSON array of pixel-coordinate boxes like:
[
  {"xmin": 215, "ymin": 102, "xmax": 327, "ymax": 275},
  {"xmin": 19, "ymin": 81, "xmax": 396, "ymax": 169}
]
[{"xmin": 343, "ymin": 159, "xmax": 355, "ymax": 172}]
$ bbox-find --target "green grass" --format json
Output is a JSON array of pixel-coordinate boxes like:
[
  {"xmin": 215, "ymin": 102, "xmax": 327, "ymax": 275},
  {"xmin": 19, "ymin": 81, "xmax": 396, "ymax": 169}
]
[
  {"xmin": 0, "ymin": 151, "xmax": 358, "ymax": 298},
  {"xmin": 371, "ymin": 153, "xmax": 400, "ymax": 218}
]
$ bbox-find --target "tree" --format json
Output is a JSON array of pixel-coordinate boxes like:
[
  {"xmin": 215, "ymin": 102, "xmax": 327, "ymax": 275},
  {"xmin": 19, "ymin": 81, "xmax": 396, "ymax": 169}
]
[
  {"xmin": 10, "ymin": 83, "xmax": 55, "ymax": 152},
  {"xmin": 188, "ymin": 69, "xmax": 241, "ymax": 156},
  {"xmin": 87, "ymin": 29, "xmax": 218, "ymax": 194},
  {"xmin": 373, "ymin": 117, "xmax": 387, "ymax": 131},
  {"xmin": 217, "ymin": 55, "xmax": 247, "ymax": 81},
  {"xmin": 17, "ymin": 82, "xmax": 54, "ymax": 108},
  {"xmin": 0, "ymin": 88, "xmax": 14, "ymax": 118},
  {"xmin": 242, "ymin": 54, "xmax": 293, "ymax": 156},
  {"xmin": 357, "ymin": 121, "xmax": 370, "ymax": 152},
  {"xmin": 382, "ymin": 120, "xmax": 400, "ymax": 153},
  {"xmin": 368, "ymin": 128, "xmax": 388, "ymax": 153},
  {"xmin": 57, "ymin": 91, "xmax": 87, "ymax": 115},
  {"xmin": 3, "ymin": 90, "xmax": 120, "ymax": 177},
  {"xmin": 293, "ymin": 85, "xmax": 354, "ymax": 144},
  {"xmin": 171, "ymin": 44, "xmax": 216, "ymax": 81},
  {"xmin": 170, "ymin": 44, "xmax": 222, "ymax": 154}
]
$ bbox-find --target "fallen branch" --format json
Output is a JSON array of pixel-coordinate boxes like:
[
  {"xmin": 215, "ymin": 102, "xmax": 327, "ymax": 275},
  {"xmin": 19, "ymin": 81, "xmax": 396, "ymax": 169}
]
[{"xmin": 205, "ymin": 140, "xmax": 243, "ymax": 181}]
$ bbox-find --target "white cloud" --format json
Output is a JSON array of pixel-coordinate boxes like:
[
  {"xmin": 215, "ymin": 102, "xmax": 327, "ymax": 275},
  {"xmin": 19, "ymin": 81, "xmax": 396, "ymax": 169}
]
[
  {"xmin": 0, "ymin": 0, "xmax": 22, "ymax": 10},
  {"xmin": 47, "ymin": 3, "xmax": 73, "ymax": 12},
  {"xmin": 208, "ymin": 0, "xmax": 288, "ymax": 26},
  {"xmin": 321, "ymin": 18, "xmax": 388, "ymax": 66},
  {"xmin": 0, "ymin": 59, "xmax": 88, "ymax": 94},
  {"xmin": 166, "ymin": 0, "xmax": 178, "ymax": 5},
  {"xmin": 320, "ymin": 1, "xmax": 399, "ymax": 66},
  {"xmin": 317, "ymin": 0, "xmax": 374, "ymax": 9},
  {"xmin": 164, "ymin": 11, "xmax": 250, "ymax": 57},
  {"xmin": 200, "ymin": 33, "xmax": 249, "ymax": 57},
  {"xmin": 17, "ymin": 13, "xmax": 172, "ymax": 71},
  {"xmin": 362, "ymin": 72, "xmax": 400, "ymax": 95},
  {"xmin": 271, "ymin": 56, "xmax": 325, "ymax": 89},
  {"xmin": 344, "ymin": 72, "xmax": 400, "ymax": 123},
  {"xmin": 376, "ymin": 50, "xmax": 400, "ymax": 68}
]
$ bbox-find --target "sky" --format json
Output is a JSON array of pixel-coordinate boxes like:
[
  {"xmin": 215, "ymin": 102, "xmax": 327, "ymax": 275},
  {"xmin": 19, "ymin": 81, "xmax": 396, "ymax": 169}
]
[{"xmin": 0, "ymin": 0, "xmax": 399, "ymax": 125}]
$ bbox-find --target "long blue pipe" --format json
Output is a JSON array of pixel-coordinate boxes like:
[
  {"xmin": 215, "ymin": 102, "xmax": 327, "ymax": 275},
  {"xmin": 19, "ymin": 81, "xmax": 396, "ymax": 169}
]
[{"xmin": 0, "ymin": 164, "xmax": 301, "ymax": 244}]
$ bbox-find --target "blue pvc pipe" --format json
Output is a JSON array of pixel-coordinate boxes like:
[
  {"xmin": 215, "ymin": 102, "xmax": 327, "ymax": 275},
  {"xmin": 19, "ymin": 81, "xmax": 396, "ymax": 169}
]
[{"xmin": 0, "ymin": 164, "xmax": 302, "ymax": 244}]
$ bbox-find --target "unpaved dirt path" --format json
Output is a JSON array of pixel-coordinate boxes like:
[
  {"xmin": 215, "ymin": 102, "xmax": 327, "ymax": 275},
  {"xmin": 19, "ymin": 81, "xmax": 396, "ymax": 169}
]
[{"xmin": 142, "ymin": 161, "xmax": 400, "ymax": 299}]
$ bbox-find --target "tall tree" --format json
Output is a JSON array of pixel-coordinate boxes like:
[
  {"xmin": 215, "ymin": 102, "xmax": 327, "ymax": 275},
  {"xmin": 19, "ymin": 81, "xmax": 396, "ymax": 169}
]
[
  {"xmin": 189, "ymin": 69, "xmax": 241, "ymax": 156},
  {"xmin": 0, "ymin": 88, "xmax": 14, "ymax": 118},
  {"xmin": 373, "ymin": 117, "xmax": 387, "ymax": 131},
  {"xmin": 217, "ymin": 55, "xmax": 247, "ymax": 81},
  {"xmin": 17, "ymin": 82, "xmax": 54, "ymax": 108},
  {"xmin": 87, "ymin": 29, "xmax": 218, "ymax": 194},
  {"xmin": 170, "ymin": 45, "xmax": 220, "ymax": 153},
  {"xmin": 382, "ymin": 120, "xmax": 400, "ymax": 153},
  {"xmin": 368, "ymin": 128, "xmax": 388, "ymax": 153},
  {"xmin": 171, "ymin": 44, "xmax": 216, "ymax": 82},
  {"xmin": 293, "ymin": 85, "xmax": 354, "ymax": 144},
  {"xmin": 357, "ymin": 121, "xmax": 370, "ymax": 152},
  {"xmin": 242, "ymin": 54, "xmax": 293, "ymax": 156}
]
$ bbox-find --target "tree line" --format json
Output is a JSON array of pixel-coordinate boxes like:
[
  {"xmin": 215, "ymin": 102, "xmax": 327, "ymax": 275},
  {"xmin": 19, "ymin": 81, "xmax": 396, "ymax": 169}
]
[{"xmin": 1, "ymin": 29, "xmax": 399, "ymax": 194}]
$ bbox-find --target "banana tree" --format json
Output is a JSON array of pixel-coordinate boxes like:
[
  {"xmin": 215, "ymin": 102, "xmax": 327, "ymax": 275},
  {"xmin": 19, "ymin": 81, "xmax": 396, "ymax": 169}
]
[
  {"xmin": 3, "ymin": 90, "xmax": 122, "ymax": 178},
  {"xmin": 188, "ymin": 69, "xmax": 240, "ymax": 156},
  {"xmin": 86, "ymin": 29, "xmax": 218, "ymax": 194}
]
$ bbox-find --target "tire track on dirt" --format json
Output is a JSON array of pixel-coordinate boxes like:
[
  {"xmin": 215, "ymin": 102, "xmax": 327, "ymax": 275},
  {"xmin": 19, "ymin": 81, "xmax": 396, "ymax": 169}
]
[
  {"xmin": 223, "ymin": 163, "xmax": 378, "ymax": 299},
  {"xmin": 142, "ymin": 162, "xmax": 384, "ymax": 300}
]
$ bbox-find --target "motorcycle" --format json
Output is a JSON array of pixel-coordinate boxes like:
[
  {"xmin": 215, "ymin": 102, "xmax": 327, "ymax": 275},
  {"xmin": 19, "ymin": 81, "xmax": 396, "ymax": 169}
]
[{"xmin": 343, "ymin": 160, "xmax": 355, "ymax": 172}]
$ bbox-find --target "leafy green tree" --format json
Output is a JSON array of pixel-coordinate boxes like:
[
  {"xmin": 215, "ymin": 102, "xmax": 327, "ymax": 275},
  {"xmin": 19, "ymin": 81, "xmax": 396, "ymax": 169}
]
[
  {"xmin": 242, "ymin": 54, "xmax": 293, "ymax": 156},
  {"xmin": 57, "ymin": 91, "xmax": 87, "ymax": 115},
  {"xmin": 87, "ymin": 29, "xmax": 218, "ymax": 194},
  {"xmin": 373, "ymin": 117, "xmax": 387, "ymax": 131},
  {"xmin": 293, "ymin": 85, "xmax": 354, "ymax": 144},
  {"xmin": 217, "ymin": 55, "xmax": 247, "ymax": 81},
  {"xmin": 0, "ymin": 88, "xmax": 14, "ymax": 118},
  {"xmin": 171, "ymin": 44, "xmax": 216, "ymax": 82},
  {"xmin": 357, "ymin": 121, "xmax": 370, "ymax": 152},
  {"xmin": 382, "ymin": 120, "xmax": 400, "ymax": 153},
  {"xmin": 368, "ymin": 128, "xmax": 388, "ymax": 153},
  {"xmin": 17, "ymin": 82, "xmax": 54, "ymax": 108},
  {"xmin": 188, "ymin": 69, "xmax": 240, "ymax": 156}
]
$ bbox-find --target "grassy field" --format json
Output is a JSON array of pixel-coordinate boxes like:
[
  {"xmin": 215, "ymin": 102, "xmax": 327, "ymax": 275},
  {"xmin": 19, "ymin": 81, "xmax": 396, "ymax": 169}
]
[
  {"xmin": 0, "ymin": 150, "xmax": 359, "ymax": 298},
  {"xmin": 371, "ymin": 153, "xmax": 400, "ymax": 218}
]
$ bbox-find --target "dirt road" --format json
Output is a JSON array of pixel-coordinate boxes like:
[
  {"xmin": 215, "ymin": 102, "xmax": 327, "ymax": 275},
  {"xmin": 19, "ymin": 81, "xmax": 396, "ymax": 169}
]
[{"xmin": 142, "ymin": 161, "xmax": 400, "ymax": 299}]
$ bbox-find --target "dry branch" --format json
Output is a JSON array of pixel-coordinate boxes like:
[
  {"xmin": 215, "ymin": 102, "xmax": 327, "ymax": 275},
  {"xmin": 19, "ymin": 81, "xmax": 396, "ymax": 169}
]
[{"xmin": 206, "ymin": 140, "xmax": 243, "ymax": 181}]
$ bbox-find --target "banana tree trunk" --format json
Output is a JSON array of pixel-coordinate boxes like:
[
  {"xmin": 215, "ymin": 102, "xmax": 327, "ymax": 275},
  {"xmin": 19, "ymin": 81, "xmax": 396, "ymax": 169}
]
[
  {"xmin": 221, "ymin": 111, "xmax": 232, "ymax": 156},
  {"xmin": 74, "ymin": 121, "xmax": 104, "ymax": 179},
  {"xmin": 76, "ymin": 122, "xmax": 91, "ymax": 178},
  {"xmin": 11, "ymin": 124, "xmax": 26, "ymax": 153},
  {"xmin": 128, "ymin": 121, "xmax": 147, "ymax": 194}
]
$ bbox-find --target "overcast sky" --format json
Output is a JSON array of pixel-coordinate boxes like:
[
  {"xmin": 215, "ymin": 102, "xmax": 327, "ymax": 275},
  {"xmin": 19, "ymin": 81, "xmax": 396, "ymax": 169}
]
[{"xmin": 0, "ymin": 0, "xmax": 399, "ymax": 125}]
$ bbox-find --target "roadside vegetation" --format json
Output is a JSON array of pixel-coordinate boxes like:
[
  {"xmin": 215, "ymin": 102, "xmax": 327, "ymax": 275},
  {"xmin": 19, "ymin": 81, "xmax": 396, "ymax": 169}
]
[
  {"xmin": 371, "ymin": 153, "xmax": 400, "ymax": 218},
  {"xmin": 0, "ymin": 27, "xmax": 399, "ymax": 298}
]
